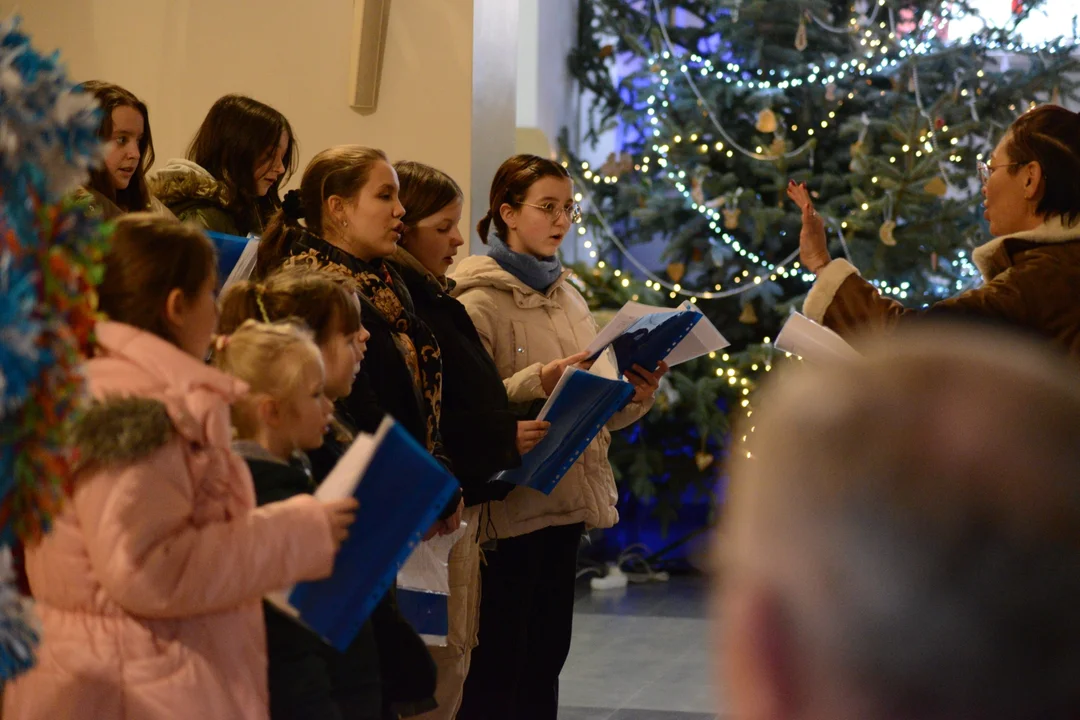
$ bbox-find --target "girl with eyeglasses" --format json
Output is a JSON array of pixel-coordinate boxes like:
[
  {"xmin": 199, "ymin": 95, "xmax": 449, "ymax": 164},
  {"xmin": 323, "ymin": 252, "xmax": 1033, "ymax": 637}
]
[
  {"xmin": 788, "ymin": 104, "xmax": 1080, "ymax": 361},
  {"xmin": 451, "ymin": 154, "xmax": 666, "ymax": 720}
]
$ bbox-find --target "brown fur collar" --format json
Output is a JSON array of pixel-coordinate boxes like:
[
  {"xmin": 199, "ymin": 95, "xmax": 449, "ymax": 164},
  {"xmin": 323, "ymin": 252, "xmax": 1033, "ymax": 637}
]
[
  {"xmin": 71, "ymin": 396, "xmax": 175, "ymax": 470},
  {"xmin": 972, "ymin": 216, "xmax": 1080, "ymax": 281}
]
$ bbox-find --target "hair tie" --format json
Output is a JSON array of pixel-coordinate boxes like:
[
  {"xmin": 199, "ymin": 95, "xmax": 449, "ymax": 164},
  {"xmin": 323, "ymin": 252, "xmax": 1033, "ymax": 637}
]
[
  {"xmin": 282, "ymin": 189, "xmax": 305, "ymax": 221},
  {"xmin": 254, "ymin": 287, "xmax": 271, "ymax": 323}
]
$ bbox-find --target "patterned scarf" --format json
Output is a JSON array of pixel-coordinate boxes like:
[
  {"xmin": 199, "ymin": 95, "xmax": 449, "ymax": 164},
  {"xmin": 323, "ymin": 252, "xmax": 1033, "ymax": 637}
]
[{"xmin": 285, "ymin": 233, "xmax": 444, "ymax": 456}]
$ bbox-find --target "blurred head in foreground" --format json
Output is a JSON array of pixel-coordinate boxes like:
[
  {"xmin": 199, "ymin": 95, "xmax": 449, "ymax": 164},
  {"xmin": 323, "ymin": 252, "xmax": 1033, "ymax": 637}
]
[{"xmin": 717, "ymin": 323, "xmax": 1080, "ymax": 720}]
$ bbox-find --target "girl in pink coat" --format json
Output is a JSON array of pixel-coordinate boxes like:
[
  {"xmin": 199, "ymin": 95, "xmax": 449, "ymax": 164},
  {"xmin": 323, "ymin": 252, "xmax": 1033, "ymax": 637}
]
[{"xmin": 2, "ymin": 213, "xmax": 357, "ymax": 720}]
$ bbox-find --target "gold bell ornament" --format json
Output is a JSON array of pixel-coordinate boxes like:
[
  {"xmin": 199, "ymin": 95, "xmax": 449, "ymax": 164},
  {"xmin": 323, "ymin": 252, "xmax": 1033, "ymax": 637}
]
[
  {"xmin": 756, "ymin": 108, "xmax": 778, "ymax": 134},
  {"xmin": 739, "ymin": 301, "xmax": 758, "ymax": 324}
]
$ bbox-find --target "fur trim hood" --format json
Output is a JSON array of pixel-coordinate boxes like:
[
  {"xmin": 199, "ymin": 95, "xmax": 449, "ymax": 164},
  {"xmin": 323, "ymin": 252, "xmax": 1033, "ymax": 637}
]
[
  {"xmin": 71, "ymin": 396, "xmax": 175, "ymax": 470},
  {"xmin": 972, "ymin": 215, "xmax": 1080, "ymax": 281},
  {"xmin": 148, "ymin": 158, "xmax": 230, "ymax": 208}
]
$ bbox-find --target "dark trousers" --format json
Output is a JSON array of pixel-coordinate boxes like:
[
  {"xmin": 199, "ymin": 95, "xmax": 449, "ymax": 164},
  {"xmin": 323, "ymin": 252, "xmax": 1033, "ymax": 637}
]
[{"xmin": 457, "ymin": 522, "xmax": 584, "ymax": 720}]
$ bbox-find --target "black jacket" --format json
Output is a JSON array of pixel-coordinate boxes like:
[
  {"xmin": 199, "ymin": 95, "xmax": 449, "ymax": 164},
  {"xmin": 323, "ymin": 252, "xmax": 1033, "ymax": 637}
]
[
  {"xmin": 288, "ymin": 233, "xmax": 461, "ymax": 519},
  {"xmin": 236, "ymin": 443, "xmax": 383, "ymax": 720},
  {"xmin": 389, "ymin": 253, "xmax": 518, "ymax": 506}
]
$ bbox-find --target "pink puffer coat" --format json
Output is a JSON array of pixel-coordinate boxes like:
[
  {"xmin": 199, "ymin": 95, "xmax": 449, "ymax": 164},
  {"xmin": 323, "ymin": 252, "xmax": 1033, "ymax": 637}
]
[{"xmin": 2, "ymin": 322, "xmax": 336, "ymax": 720}]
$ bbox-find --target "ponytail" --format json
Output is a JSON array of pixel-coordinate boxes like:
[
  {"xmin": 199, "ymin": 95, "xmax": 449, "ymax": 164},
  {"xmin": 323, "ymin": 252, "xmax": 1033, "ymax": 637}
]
[
  {"xmin": 256, "ymin": 146, "xmax": 389, "ymax": 276},
  {"xmin": 476, "ymin": 210, "xmax": 494, "ymax": 245},
  {"xmin": 256, "ymin": 198, "xmax": 306, "ymax": 278},
  {"xmin": 255, "ymin": 214, "xmax": 302, "ymax": 278}
]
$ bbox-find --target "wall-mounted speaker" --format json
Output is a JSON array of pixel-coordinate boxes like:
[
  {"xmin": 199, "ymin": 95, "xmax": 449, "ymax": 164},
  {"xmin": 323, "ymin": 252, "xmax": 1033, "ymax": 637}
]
[{"xmin": 349, "ymin": 0, "xmax": 392, "ymax": 113}]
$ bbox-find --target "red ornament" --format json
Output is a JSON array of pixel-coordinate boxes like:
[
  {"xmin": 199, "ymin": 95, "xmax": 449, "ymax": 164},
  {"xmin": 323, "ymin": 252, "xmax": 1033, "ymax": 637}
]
[
  {"xmin": 935, "ymin": 117, "xmax": 945, "ymax": 130},
  {"xmin": 1012, "ymin": 0, "xmax": 1024, "ymax": 15}
]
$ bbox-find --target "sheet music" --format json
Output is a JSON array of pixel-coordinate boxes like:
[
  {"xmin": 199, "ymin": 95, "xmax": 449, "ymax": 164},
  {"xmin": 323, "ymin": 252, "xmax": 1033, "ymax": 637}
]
[
  {"xmin": 774, "ymin": 312, "xmax": 861, "ymax": 363},
  {"xmin": 586, "ymin": 300, "xmax": 729, "ymax": 366},
  {"xmin": 312, "ymin": 425, "xmax": 383, "ymax": 502},
  {"xmin": 664, "ymin": 302, "xmax": 730, "ymax": 365},
  {"xmin": 585, "ymin": 301, "xmax": 676, "ymax": 356}
]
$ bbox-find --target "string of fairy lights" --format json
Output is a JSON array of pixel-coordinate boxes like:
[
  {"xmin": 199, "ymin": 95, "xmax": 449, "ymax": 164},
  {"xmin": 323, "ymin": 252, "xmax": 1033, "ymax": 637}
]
[
  {"xmin": 569, "ymin": 1, "xmax": 1076, "ymax": 451},
  {"xmin": 571, "ymin": 0, "xmax": 1072, "ymax": 302}
]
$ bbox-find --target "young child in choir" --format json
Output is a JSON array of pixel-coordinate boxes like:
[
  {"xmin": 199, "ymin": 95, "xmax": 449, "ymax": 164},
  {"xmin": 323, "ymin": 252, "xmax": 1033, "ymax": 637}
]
[
  {"xmin": 150, "ymin": 94, "xmax": 296, "ymax": 236},
  {"xmin": 1, "ymin": 213, "xmax": 356, "ymax": 720},
  {"xmin": 452, "ymin": 155, "xmax": 666, "ymax": 720},
  {"xmin": 217, "ymin": 267, "xmax": 438, "ymax": 719},
  {"xmin": 76, "ymin": 80, "xmax": 172, "ymax": 218}
]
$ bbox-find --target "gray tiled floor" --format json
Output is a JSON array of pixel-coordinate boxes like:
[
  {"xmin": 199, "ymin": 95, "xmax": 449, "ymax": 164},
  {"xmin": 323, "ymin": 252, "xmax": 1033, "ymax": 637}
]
[{"xmin": 559, "ymin": 577, "xmax": 723, "ymax": 720}]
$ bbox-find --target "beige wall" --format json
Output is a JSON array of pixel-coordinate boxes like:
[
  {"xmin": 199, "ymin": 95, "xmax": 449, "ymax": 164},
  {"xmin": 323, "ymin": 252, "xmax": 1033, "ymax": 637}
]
[{"xmin": 9, "ymin": 0, "xmax": 519, "ymax": 250}]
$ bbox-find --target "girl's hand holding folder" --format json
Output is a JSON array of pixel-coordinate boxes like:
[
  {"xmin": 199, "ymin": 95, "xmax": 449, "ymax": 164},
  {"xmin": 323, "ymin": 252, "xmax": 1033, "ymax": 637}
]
[
  {"xmin": 540, "ymin": 351, "xmax": 594, "ymax": 395},
  {"xmin": 624, "ymin": 362, "xmax": 668, "ymax": 403},
  {"xmin": 323, "ymin": 497, "xmax": 360, "ymax": 550},
  {"xmin": 517, "ymin": 420, "xmax": 551, "ymax": 454}
]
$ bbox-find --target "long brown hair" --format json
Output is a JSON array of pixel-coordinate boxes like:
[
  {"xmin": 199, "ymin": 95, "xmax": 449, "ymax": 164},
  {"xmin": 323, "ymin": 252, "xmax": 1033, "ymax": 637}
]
[
  {"xmin": 1005, "ymin": 105, "xmax": 1080, "ymax": 225},
  {"xmin": 187, "ymin": 94, "xmax": 298, "ymax": 234},
  {"xmin": 79, "ymin": 81, "xmax": 154, "ymax": 212},
  {"xmin": 478, "ymin": 154, "xmax": 571, "ymax": 243},
  {"xmin": 395, "ymin": 161, "xmax": 463, "ymax": 227},
  {"xmin": 256, "ymin": 145, "xmax": 388, "ymax": 277},
  {"xmin": 218, "ymin": 265, "xmax": 362, "ymax": 344},
  {"xmin": 97, "ymin": 214, "xmax": 217, "ymax": 345}
]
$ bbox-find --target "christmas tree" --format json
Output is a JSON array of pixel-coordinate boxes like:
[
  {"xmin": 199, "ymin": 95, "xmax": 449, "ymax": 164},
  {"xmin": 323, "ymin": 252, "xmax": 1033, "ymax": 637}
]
[{"xmin": 564, "ymin": 0, "xmax": 1080, "ymax": 532}]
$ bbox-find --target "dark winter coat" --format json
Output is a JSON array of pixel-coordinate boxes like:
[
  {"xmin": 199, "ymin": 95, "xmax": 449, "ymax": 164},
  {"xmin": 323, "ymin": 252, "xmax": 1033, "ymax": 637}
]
[
  {"xmin": 148, "ymin": 158, "xmax": 271, "ymax": 236},
  {"xmin": 284, "ymin": 232, "xmax": 461, "ymax": 519},
  {"xmin": 388, "ymin": 248, "xmax": 518, "ymax": 506},
  {"xmin": 804, "ymin": 216, "xmax": 1080, "ymax": 362},
  {"xmin": 235, "ymin": 441, "xmax": 382, "ymax": 720}
]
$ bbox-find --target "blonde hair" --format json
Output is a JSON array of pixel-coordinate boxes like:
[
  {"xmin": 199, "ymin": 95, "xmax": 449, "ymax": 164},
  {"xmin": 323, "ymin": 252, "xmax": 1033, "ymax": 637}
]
[{"xmin": 213, "ymin": 320, "xmax": 324, "ymax": 438}]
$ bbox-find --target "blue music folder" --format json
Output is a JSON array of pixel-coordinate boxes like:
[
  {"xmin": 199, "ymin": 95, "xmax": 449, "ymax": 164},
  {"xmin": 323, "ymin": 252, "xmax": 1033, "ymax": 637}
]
[
  {"xmin": 205, "ymin": 230, "xmax": 259, "ymax": 291},
  {"xmin": 586, "ymin": 301, "xmax": 729, "ymax": 373},
  {"xmin": 492, "ymin": 367, "xmax": 634, "ymax": 494},
  {"xmin": 268, "ymin": 417, "xmax": 459, "ymax": 652},
  {"xmin": 603, "ymin": 310, "xmax": 702, "ymax": 375}
]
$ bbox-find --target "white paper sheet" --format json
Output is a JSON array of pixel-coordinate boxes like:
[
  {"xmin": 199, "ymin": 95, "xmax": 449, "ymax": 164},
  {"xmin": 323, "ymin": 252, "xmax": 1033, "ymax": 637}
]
[{"xmin": 774, "ymin": 312, "xmax": 861, "ymax": 363}]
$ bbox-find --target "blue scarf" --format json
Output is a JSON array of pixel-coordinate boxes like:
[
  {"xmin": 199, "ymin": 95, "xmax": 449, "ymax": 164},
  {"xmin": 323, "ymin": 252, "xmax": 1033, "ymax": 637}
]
[{"xmin": 487, "ymin": 236, "xmax": 563, "ymax": 293}]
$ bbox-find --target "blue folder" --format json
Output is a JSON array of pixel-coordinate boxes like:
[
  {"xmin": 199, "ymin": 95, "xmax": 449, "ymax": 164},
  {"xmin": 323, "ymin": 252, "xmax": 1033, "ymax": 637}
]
[
  {"xmin": 493, "ymin": 368, "xmax": 634, "ymax": 494},
  {"xmin": 595, "ymin": 310, "xmax": 702, "ymax": 375},
  {"xmin": 280, "ymin": 419, "xmax": 459, "ymax": 651},
  {"xmin": 397, "ymin": 588, "xmax": 450, "ymax": 637},
  {"xmin": 205, "ymin": 231, "xmax": 254, "ymax": 288}
]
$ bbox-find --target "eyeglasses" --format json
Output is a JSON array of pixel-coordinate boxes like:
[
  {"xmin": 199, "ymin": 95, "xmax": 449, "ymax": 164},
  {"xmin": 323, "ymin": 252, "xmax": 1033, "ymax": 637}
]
[
  {"xmin": 519, "ymin": 201, "xmax": 583, "ymax": 225},
  {"xmin": 976, "ymin": 160, "xmax": 1022, "ymax": 185}
]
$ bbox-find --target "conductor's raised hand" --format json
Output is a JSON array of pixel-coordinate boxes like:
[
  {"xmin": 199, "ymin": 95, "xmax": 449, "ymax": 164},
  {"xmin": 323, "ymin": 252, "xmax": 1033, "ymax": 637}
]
[{"xmin": 786, "ymin": 180, "xmax": 831, "ymax": 273}]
